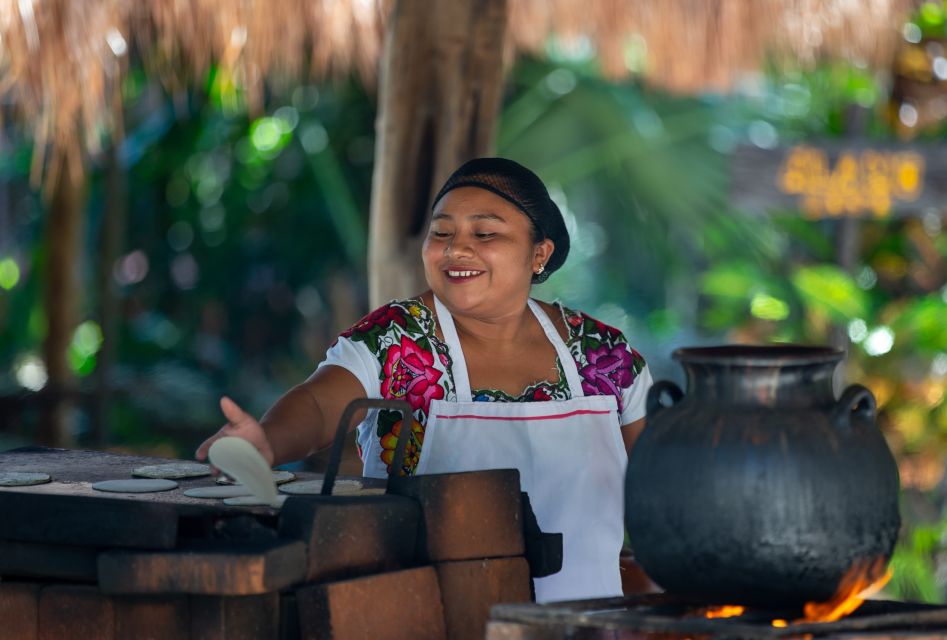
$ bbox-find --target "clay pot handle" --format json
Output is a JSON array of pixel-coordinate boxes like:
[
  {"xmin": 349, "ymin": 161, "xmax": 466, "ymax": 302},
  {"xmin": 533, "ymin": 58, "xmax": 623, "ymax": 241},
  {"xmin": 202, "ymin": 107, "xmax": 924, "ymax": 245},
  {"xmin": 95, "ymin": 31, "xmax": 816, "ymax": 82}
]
[
  {"xmin": 646, "ymin": 380, "xmax": 684, "ymax": 418},
  {"xmin": 832, "ymin": 384, "xmax": 877, "ymax": 431}
]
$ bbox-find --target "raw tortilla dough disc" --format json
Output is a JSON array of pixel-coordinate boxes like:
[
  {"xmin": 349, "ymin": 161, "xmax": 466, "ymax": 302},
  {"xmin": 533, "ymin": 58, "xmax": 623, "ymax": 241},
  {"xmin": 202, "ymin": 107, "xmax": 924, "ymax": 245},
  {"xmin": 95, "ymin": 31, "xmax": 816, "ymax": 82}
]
[
  {"xmin": 92, "ymin": 479, "xmax": 179, "ymax": 493},
  {"xmin": 207, "ymin": 437, "xmax": 279, "ymax": 507},
  {"xmin": 278, "ymin": 479, "xmax": 364, "ymax": 496},
  {"xmin": 0, "ymin": 471, "xmax": 52, "ymax": 486},
  {"xmin": 216, "ymin": 470, "xmax": 295, "ymax": 485},
  {"xmin": 183, "ymin": 485, "xmax": 253, "ymax": 499},
  {"xmin": 132, "ymin": 462, "xmax": 211, "ymax": 479},
  {"xmin": 223, "ymin": 495, "xmax": 288, "ymax": 507}
]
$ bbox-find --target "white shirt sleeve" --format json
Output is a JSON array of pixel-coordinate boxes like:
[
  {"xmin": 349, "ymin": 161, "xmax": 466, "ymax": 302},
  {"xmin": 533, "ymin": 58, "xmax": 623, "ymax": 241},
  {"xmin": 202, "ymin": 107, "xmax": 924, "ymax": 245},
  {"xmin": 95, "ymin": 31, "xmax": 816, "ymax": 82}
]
[
  {"xmin": 316, "ymin": 336, "xmax": 382, "ymax": 398},
  {"xmin": 620, "ymin": 363, "xmax": 653, "ymax": 426}
]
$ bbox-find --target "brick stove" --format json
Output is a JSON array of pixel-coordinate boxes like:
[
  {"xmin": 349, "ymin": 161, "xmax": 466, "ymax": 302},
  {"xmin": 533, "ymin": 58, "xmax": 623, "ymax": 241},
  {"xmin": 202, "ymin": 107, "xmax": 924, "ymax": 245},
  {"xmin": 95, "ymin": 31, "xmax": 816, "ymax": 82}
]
[{"xmin": 0, "ymin": 443, "xmax": 552, "ymax": 639}]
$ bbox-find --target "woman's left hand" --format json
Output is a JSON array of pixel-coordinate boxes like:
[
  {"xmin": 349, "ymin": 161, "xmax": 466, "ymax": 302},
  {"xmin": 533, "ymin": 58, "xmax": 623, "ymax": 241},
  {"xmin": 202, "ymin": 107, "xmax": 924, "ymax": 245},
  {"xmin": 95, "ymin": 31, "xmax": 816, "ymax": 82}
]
[{"xmin": 195, "ymin": 396, "xmax": 276, "ymax": 467}]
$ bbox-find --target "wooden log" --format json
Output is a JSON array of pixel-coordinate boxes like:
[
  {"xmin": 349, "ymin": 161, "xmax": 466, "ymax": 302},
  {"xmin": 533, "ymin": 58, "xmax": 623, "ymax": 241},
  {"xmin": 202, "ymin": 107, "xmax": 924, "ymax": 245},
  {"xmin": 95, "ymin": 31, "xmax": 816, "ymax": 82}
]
[
  {"xmin": 368, "ymin": 0, "xmax": 508, "ymax": 305},
  {"xmin": 435, "ymin": 557, "xmax": 532, "ymax": 640},
  {"xmin": 278, "ymin": 495, "xmax": 420, "ymax": 582},
  {"xmin": 388, "ymin": 469, "xmax": 525, "ymax": 562},
  {"xmin": 294, "ymin": 566, "xmax": 446, "ymax": 640},
  {"xmin": 98, "ymin": 539, "xmax": 306, "ymax": 595}
]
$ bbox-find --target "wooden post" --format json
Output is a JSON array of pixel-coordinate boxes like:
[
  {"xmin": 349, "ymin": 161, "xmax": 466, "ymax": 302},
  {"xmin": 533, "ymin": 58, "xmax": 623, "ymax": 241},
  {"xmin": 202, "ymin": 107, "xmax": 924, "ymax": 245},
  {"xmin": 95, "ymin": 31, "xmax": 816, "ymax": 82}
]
[
  {"xmin": 368, "ymin": 0, "xmax": 508, "ymax": 307},
  {"xmin": 93, "ymin": 143, "xmax": 127, "ymax": 447},
  {"xmin": 830, "ymin": 106, "xmax": 870, "ymax": 359},
  {"xmin": 40, "ymin": 151, "xmax": 86, "ymax": 447}
]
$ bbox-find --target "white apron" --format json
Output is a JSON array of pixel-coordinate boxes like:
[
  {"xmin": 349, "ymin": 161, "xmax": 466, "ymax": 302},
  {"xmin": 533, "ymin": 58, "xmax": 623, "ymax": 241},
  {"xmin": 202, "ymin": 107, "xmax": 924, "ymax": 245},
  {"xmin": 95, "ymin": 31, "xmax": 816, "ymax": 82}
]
[{"xmin": 415, "ymin": 295, "xmax": 627, "ymax": 603}]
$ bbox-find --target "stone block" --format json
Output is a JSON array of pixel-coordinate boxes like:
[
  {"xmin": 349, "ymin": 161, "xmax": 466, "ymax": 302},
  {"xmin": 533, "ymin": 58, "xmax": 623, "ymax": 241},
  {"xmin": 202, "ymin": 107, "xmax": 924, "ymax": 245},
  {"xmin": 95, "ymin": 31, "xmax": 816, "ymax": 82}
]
[
  {"xmin": 0, "ymin": 492, "xmax": 178, "ymax": 549},
  {"xmin": 38, "ymin": 585, "xmax": 113, "ymax": 640},
  {"xmin": 113, "ymin": 595, "xmax": 189, "ymax": 640},
  {"xmin": 0, "ymin": 582, "xmax": 41, "ymax": 640},
  {"xmin": 189, "ymin": 594, "xmax": 280, "ymax": 640},
  {"xmin": 98, "ymin": 539, "xmax": 305, "ymax": 595},
  {"xmin": 278, "ymin": 495, "xmax": 420, "ymax": 582},
  {"xmin": 295, "ymin": 566, "xmax": 445, "ymax": 640},
  {"xmin": 0, "ymin": 540, "xmax": 97, "ymax": 582},
  {"xmin": 387, "ymin": 469, "xmax": 524, "ymax": 562},
  {"xmin": 435, "ymin": 557, "xmax": 531, "ymax": 640}
]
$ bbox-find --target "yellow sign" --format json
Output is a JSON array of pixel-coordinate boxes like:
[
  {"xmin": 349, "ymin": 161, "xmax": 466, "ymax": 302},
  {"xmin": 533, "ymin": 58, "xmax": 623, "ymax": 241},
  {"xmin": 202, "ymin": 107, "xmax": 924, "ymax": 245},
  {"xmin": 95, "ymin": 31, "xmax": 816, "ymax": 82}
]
[{"xmin": 778, "ymin": 146, "xmax": 924, "ymax": 218}]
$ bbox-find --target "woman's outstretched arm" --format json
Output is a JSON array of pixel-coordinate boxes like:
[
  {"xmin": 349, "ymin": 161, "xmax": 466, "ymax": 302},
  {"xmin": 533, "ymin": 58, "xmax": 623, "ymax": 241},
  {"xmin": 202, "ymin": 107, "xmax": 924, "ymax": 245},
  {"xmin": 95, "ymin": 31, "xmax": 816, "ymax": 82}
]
[{"xmin": 195, "ymin": 365, "xmax": 367, "ymax": 467}]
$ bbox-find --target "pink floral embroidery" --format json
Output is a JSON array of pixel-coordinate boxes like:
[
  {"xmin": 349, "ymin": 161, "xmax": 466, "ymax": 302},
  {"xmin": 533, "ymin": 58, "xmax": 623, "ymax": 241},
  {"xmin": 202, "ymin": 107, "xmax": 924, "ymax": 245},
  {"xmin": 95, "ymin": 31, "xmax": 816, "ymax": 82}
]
[
  {"xmin": 340, "ymin": 305, "xmax": 406, "ymax": 339},
  {"xmin": 380, "ymin": 335, "xmax": 445, "ymax": 413},
  {"xmin": 579, "ymin": 344, "xmax": 635, "ymax": 408}
]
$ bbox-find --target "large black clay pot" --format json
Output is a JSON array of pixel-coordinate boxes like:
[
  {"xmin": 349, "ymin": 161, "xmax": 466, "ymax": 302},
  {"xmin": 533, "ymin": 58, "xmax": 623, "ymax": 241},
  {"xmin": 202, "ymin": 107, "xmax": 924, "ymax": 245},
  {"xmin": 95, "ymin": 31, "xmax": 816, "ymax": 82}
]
[{"xmin": 625, "ymin": 345, "xmax": 900, "ymax": 606}]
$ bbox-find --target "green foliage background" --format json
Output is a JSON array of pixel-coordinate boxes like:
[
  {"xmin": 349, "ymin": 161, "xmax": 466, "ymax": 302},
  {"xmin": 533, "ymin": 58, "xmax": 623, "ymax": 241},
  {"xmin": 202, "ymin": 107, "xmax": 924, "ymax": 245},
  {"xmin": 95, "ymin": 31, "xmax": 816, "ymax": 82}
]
[{"xmin": 1, "ymin": 5, "xmax": 947, "ymax": 604}]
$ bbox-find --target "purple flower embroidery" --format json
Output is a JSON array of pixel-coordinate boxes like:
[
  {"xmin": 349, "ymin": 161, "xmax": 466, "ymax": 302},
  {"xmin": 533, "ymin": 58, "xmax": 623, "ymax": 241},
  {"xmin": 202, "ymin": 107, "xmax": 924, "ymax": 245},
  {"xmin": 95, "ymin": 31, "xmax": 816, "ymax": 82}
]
[{"xmin": 579, "ymin": 344, "xmax": 634, "ymax": 409}]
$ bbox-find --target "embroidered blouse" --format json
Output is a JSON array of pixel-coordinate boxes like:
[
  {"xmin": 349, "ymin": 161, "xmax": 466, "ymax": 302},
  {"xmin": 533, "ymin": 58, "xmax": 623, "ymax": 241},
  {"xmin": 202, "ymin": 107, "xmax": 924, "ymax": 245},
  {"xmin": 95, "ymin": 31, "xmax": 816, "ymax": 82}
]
[{"xmin": 318, "ymin": 297, "xmax": 652, "ymax": 477}]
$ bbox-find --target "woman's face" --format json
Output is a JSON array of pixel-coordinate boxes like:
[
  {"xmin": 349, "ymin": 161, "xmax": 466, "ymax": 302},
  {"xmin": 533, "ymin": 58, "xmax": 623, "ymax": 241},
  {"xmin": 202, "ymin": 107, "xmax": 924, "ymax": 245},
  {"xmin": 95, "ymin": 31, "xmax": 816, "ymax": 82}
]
[{"xmin": 422, "ymin": 186, "xmax": 553, "ymax": 318}]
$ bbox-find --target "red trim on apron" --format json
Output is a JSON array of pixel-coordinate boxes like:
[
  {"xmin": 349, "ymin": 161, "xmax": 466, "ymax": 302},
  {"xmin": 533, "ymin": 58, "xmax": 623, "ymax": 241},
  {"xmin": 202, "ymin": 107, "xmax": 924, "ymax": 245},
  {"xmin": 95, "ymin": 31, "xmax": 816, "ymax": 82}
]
[{"xmin": 433, "ymin": 409, "xmax": 613, "ymax": 421}]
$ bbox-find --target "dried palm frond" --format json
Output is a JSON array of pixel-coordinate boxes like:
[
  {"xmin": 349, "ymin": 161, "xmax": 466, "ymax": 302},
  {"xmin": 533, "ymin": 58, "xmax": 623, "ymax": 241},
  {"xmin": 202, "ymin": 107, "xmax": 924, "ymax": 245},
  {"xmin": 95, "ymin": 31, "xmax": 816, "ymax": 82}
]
[{"xmin": 0, "ymin": 0, "xmax": 916, "ymax": 182}]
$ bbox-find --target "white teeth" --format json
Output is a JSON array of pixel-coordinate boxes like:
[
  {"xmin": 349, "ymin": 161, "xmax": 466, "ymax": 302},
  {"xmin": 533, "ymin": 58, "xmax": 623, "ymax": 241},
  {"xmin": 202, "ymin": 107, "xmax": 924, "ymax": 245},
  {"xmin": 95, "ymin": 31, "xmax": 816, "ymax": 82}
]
[{"xmin": 448, "ymin": 270, "xmax": 480, "ymax": 277}]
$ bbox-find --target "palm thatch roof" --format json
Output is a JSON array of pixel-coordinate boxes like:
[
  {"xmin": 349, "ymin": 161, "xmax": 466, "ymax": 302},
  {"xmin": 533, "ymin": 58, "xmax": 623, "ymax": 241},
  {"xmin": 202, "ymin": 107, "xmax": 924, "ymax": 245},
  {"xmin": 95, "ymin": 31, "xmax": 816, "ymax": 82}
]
[{"xmin": 0, "ymin": 0, "xmax": 916, "ymax": 179}]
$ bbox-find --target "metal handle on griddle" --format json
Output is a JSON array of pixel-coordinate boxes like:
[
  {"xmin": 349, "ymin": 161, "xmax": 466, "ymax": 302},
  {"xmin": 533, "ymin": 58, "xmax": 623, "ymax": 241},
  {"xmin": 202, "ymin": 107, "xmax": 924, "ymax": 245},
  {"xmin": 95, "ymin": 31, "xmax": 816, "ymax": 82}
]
[{"xmin": 321, "ymin": 398, "xmax": 414, "ymax": 496}]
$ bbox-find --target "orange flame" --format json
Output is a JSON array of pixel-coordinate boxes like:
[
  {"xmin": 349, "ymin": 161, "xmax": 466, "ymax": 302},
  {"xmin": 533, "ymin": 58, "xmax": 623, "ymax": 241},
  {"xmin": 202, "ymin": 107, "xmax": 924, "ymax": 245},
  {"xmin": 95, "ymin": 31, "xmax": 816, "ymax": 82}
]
[
  {"xmin": 799, "ymin": 557, "xmax": 892, "ymax": 623},
  {"xmin": 695, "ymin": 558, "xmax": 891, "ymax": 630},
  {"xmin": 701, "ymin": 605, "xmax": 746, "ymax": 619},
  {"xmin": 769, "ymin": 557, "xmax": 892, "ymax": 628}
]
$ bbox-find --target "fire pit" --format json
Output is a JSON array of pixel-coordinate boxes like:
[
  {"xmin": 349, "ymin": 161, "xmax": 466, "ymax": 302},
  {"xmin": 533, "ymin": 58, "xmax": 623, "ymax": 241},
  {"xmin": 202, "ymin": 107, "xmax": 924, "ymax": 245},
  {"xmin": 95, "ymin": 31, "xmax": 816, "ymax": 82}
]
[
  {"xmin": 487, "ymin": 593, "xmax": 947, "ymax": 638},
  {"xmin": 485, "ymin": 345, "xmax": 936, "ymax": 639}
]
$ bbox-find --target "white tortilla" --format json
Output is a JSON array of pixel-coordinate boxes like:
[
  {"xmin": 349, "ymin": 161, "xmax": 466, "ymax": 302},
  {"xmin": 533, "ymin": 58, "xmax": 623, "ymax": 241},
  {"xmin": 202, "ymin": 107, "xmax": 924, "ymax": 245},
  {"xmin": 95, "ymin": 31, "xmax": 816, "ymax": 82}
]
[
  {"xmin": 223, "ymin": 495, "xmax": 288, "ymax": 507},
  {"xmin": 0, "ymin": 471, "xmax": 52, "ymax": 486},
  {"xmin": 92, "ymin": 479, "xmax": 178, "ymax": 493},
  {"xmin": 207, "ymin": 437, "xmax": 279, "ymax": 507},
  {"xmin": 216, "ymin": 470, "xmax": 295, "ymax": 485},
  {"xmin": 183, "ymin": 485, "xmax": 253, "ymax": 499},
  {"xmin": 278, "ymin": 478, "xmax": 364, "ymax": 496},
  {"xmin": 133, "ymin": 462, "xmax": 211, "ymax": 479}
]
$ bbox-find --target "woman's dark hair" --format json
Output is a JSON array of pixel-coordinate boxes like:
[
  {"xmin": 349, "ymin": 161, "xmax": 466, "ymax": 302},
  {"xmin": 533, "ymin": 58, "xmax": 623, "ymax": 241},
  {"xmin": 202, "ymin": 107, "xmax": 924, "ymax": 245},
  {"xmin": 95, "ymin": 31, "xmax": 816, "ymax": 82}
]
[{"xmin": 432, "ymin": 157, "xmax": 570, "ymax": 284}]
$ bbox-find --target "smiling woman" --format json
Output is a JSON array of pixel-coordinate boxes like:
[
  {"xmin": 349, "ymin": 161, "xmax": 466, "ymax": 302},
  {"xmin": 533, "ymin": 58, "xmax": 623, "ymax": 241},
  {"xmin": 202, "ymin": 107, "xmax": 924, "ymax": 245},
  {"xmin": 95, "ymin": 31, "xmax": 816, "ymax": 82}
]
[
  {"xmin": 196, "ymin": 157, "xmax": 653, "ymax": 603},
  {"xmin": 423, "ymin": 187, "xmax": 550, "ymax": 320}
]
